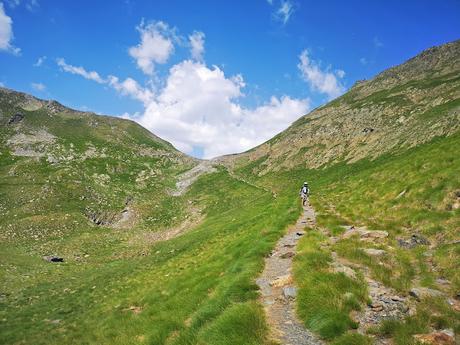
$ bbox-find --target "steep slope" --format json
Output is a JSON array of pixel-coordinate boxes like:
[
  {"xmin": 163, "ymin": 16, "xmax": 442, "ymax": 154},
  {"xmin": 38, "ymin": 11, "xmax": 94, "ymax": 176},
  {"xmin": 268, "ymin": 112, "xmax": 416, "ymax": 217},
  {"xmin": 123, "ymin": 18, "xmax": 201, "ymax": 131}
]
[
  {"xmin": 219, "ymin": 40, "xmax": 460, "ymax": 344},
  {"xmin": 220, "ymin": 39, "xmax": 460, "ymax": 174}
]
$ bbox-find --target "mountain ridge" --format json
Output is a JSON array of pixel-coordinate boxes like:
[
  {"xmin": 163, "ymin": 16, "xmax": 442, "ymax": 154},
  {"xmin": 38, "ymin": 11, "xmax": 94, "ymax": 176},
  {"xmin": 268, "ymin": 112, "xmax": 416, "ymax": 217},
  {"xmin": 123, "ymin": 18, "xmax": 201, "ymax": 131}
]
[
  {"xmin": 217, "ymin": 39, "xmax": 460, "ymax": 174},
  {"xmin": 0, "ymin": 86, "xmax": 188, "ymax": 156}
]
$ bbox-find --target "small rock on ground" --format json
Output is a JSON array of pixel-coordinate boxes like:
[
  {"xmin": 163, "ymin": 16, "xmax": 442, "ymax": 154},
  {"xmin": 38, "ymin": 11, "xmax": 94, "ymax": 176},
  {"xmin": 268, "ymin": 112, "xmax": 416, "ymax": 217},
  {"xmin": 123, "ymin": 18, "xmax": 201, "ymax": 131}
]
[
  {"xmin": 410, "ymin": 287, "xmax": 444, "ymax": 301},
  {"xmin": 283, "ymin": 286, "xmax": 297, "ymax": 299}
]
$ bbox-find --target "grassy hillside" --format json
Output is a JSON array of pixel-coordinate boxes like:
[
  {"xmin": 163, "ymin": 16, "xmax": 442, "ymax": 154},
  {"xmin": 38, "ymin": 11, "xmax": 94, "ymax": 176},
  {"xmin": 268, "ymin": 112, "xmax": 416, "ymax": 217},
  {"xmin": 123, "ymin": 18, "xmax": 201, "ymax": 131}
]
[
  {"xmin": 223, "ymin": 41, "xmax": 460, "ymax": 345},
  {"xmin": 224, "ymin": 132, "xmax": 459, "ymax": 344},
  {"xmin": 301, "ymin": 133, "xmax": 459, "ymax": 344},
  {"xmin": 1, "ymin": 40, "xmax": 459, "ymax": 345}
]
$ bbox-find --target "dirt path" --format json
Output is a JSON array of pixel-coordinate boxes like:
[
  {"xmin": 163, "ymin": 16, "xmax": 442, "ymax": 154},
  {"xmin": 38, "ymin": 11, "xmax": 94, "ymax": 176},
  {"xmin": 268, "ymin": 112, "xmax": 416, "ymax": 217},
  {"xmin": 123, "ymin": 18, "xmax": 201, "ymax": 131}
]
[{"xmin": 256, "ymin": 203, "xmax": 323, "ymax": 345}]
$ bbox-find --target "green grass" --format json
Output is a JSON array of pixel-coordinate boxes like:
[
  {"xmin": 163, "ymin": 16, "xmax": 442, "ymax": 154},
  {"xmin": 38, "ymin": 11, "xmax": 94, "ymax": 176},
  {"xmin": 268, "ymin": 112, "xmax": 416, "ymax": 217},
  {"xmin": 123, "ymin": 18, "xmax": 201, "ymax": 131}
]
[
  {"xmin": 331, "ymin": 333, "xmax": 373, "ymax": 345},
  {"xmin": 293, "ymin": 232, "xmax": 368, "ymax": 340},
  {"xmin": 232, "ymin": 131, "xmax": 460, "ymax": 343},
  {"xmin": 291, "ymin": 133, "xmax": 459, "ymax": 342},
  {"xmin": 311, "ymin": 132, "xmax": 460, "ymax": 293},
  {"xmin": 0, "ymin": 164, "xmax": 300, "ymax": 344},
  {"xmin": 1, "ymin": 99, "xmax": 303, "ymax": 344}
]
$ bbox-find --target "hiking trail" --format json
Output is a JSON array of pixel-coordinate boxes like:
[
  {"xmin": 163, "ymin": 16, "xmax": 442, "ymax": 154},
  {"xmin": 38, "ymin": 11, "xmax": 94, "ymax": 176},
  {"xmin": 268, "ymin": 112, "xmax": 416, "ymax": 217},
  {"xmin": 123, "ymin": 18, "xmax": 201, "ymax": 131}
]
[{"xmin": 256, "ymin": 203, "xmax": 323, "ymax": 345}]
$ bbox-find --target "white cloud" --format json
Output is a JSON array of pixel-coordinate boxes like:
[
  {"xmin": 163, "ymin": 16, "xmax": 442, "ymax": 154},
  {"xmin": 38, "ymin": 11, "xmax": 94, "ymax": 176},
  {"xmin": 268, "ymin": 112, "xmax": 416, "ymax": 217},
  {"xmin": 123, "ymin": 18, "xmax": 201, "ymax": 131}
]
[
  {"xmin": 56, "ymin": 22, "xmax": 310, "ymax": 159},
  {"xmin": 107, "ymin": 75, "xmax": 154, "ymax": 105},
  {"xmin": 298, "ymin": 49, "xmax": 345, "ymax": 99},
  {"xmin": 76, "ymin": 58, "xmax": 308, "ymax": 158},
  {"xmin": 128, "ymin": 21, "xmax": 175, "ymax": 75},
  {"xmin": 31, "ymin": 82, "xmax": 45, "ymax": 91},
  {"xmin": 276, "ymin": 1, "xmax": 294, "ymax": 24},
  {"xmin": 56, "ymin": 58, "xmax": 106, "ymax": 83},
  {"xmin": 34, "ymin": 55, "xmax": 46, "ymax": 67},
  {"xmin": 359, "ymin": 57, "xmax": 368, "ymax": 65},
  {"xmin": 189, "ymin": 31, "xmax": 205, "ymax": 61},
  {"xmin": 0, "ymin": 3, "xmax": 20, "ymax": 55},
  {"xmin": 267, "ymin": 0, "xmax": 274, "ymax": 5},
  {"xmin": 135, "ymin": 60, "xmax": 309, "ymax": 158},
  {"xmin": 0, "ymin": 81, "xmax": 5, "ymax": 87}
]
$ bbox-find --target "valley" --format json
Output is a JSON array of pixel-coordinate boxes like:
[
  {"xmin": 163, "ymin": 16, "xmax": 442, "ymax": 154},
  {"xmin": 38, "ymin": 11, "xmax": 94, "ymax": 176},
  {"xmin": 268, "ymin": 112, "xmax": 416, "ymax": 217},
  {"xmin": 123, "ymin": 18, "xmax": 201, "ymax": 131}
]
[{"xmin": 0, "ymin": 40, "xmax": 459, "ymax": 345}]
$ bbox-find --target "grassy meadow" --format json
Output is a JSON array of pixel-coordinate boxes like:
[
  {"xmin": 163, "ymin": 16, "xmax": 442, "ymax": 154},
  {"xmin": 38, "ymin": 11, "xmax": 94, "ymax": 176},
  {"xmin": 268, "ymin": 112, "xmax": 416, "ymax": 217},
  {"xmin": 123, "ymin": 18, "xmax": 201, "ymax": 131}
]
[{"xmin": 0, "ymin": 163, "xmax": 301, "ymax": 344}]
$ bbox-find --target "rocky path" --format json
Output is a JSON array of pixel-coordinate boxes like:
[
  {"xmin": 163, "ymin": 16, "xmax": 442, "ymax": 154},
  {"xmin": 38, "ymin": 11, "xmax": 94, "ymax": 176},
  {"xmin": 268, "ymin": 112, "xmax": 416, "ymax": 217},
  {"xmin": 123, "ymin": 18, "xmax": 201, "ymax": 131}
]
[{"xmin": 256, "ymin": 203, "xmax": 322, "ymax": 345}]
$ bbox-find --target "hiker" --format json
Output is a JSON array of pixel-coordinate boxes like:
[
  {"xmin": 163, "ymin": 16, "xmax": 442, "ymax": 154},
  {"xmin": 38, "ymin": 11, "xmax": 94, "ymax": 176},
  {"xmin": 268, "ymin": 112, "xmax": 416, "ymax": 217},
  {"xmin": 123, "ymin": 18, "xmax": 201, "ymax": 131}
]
[{"xmin": 299, "ymin": 181, "xmax": 310, "ymax": 206}]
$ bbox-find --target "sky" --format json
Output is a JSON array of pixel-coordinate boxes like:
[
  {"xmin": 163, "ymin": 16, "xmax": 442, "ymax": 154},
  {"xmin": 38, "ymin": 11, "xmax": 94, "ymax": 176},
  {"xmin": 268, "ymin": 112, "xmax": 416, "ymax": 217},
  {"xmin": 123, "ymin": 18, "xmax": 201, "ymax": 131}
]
[{"xmin": 0, "ymin": 1, "xmax": 459, "ymax": 158}]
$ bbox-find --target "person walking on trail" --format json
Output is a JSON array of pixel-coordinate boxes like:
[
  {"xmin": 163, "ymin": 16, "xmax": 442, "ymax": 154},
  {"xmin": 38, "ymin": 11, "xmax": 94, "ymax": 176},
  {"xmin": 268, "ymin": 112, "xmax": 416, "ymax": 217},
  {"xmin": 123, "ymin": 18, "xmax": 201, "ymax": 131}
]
[{"xmin": 299, "ymin": 181, "xmax": 310, "ymax": 206}]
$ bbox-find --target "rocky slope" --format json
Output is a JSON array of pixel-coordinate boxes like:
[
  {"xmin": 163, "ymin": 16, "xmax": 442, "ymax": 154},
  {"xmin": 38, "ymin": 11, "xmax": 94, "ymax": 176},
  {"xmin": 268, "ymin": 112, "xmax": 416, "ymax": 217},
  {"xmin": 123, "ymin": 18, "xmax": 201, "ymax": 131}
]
[{"xmin": 219, "ymin": 39, "xmax": 460, "ymax": 175}]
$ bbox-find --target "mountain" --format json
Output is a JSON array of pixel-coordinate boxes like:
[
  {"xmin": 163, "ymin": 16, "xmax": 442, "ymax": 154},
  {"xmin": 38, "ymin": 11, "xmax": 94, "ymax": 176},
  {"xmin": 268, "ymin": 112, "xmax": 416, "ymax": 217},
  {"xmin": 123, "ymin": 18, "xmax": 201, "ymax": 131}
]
[
  {"xmin": 219, "ymin": 39, "xmax": 460, "ymax": 175},
  {"xmin": 0, "ymin": 87, "xmax": 196, "ymax": 235},
  {"xmin": 219, "ymin": 39, "xmax": 460, "ymax": 344},
  {"xmin": 0, "ymin": 40, "xmax": 459, "ymax": 345}
]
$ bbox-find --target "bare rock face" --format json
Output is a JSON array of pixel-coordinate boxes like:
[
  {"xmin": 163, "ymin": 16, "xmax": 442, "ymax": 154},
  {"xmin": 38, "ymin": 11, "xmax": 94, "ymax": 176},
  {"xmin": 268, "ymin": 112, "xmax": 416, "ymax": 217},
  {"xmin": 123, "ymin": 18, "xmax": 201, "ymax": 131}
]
[
  {"xmin": 7, "ymin": 113, "xmax": 24, "ymax": 125},
  {"xmin": 330, "ymin": 261, "xmax": 357, "ymax": 279},
  {"xmin": 283, "ymin": 286, "xmax": 297, "ymax": 299}
]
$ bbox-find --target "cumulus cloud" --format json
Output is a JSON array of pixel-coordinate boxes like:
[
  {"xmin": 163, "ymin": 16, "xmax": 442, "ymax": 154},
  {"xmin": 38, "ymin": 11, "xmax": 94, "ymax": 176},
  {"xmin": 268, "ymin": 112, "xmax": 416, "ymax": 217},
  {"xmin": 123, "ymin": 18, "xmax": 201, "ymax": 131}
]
[
  {"xmin": 298, "ymin": 49, "xmax": 345, "ymax": 99},
  {"xmin": 56, "ymin": 58, "xmax": 106, "ymax": 83},
  {"xmin": 128, "ymin": 21, "xmax": 175, "ymax": 75},
  {"xmin": 57, "ymin": 21, "xmax": 311, "ymax": 158},
  {"xmin": 60, "ymin": 57, "xmax": 309, "ymax": 158},
  {"xmin": 189, "ymin": 31, "xmax": 205, "ymax": 61},
  {"xmin": 276, "ymin": 1, "xmax": 294, "ymax": 24},
  {"xmin": 335, "ymin": 69, "xmax": 345, "ymax": 78},
  {"xmin": 0, "ymin": 3, "xmax": 20, "ymax": 55},
  {"xmin": 31, "ymin": 82, "xmax": 45, "ymax": 91},
  {"xmin": 135, "ymin": 60, "xmax": 309, "ymax": 158}
]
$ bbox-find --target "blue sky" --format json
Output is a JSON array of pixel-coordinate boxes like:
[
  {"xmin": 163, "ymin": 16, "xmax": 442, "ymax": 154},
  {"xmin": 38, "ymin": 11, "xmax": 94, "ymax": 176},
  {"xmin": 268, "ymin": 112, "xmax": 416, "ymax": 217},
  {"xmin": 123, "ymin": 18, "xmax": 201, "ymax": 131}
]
[{"xmin": 1, "ymin": 0, "xmax": 459, "ymax": 158}]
